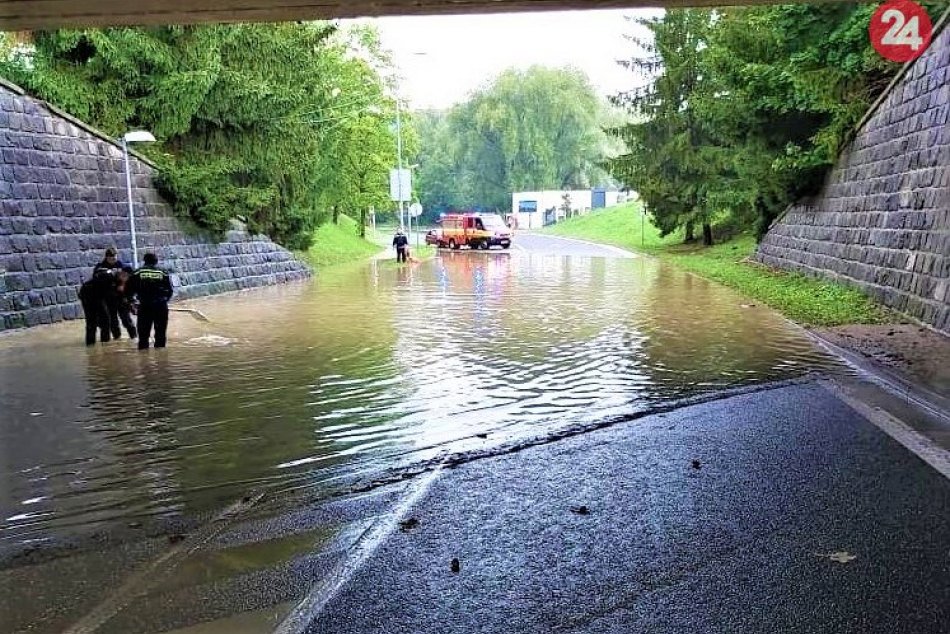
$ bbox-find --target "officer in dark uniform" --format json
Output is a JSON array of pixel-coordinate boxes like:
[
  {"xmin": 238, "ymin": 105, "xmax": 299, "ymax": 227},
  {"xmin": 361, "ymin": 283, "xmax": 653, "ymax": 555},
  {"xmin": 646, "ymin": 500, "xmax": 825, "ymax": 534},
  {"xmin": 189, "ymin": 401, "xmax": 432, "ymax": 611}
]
[
  {"xmin": 126, "ymin": 252, "xmax": 174, "ymax": 350},
  {"xmin": 92, "ymin": 247, "xmax": 136, "ymax": 340},
  {"xmin": 392, "ymin": 229, "xmax": 409, "ymax": 263},
  {"xmin": 78, "ymin": 274, "xmax": 111, "ymax": 345}
]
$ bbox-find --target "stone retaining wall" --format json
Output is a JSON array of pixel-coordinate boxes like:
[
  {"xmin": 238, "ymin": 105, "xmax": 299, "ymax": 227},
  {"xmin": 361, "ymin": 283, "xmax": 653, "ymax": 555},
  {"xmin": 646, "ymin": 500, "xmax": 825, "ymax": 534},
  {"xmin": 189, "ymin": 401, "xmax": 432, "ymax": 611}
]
[
  {"xmin": 753, "ymin": 23, "xmax": 949, "ymax": 333},
  {"xmin": 0, "ymin": 81, "xmax": 311, "ymax": 331}
]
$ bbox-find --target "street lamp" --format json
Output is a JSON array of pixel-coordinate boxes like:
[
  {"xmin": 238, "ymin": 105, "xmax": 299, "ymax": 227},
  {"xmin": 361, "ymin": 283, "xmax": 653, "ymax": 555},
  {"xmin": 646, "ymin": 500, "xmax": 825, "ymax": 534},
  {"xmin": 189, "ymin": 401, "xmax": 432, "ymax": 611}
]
[
  {"xmin": 391, "ymin": 52, "xmax": 427, "ymax": 235},
  {"xmin": 121, "ymin": 130, "xmax": 156, "ymax": 269},
  {"xmin": 395, "ymin": 97, "xmax": 406, "ymax": 231}
]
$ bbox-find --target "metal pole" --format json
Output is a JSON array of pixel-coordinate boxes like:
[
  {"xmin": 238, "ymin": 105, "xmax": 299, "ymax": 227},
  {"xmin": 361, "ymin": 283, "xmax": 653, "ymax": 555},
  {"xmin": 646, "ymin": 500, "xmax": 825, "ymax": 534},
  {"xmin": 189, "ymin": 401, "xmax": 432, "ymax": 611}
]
[
  {"xmin": 122, "ymin": 137, "xmax": 139, "ymax": 269},
  {"xmin": 396, "ymin": 98, "xmax": 405, "ymax": 230}
]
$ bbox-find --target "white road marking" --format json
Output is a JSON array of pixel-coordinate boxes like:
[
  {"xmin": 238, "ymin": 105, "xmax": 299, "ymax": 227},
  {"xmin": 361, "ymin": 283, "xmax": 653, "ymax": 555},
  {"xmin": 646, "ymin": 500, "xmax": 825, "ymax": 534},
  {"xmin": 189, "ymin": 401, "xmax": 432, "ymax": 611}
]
[
  {"xmin": 824, "ymin": 380, "xmax": 950, "ymax": 481},
  {"xmin": 517, "ymin": 233, "xmax": 637, "ymax": 257},
  {"xmin": 275, "ymin": 468, "xmax": 443, "ymax": 634}
]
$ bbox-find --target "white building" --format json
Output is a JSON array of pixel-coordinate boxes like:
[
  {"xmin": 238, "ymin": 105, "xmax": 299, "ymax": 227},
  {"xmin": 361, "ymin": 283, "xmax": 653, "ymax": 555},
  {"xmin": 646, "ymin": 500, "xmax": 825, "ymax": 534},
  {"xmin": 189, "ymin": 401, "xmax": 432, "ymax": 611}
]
[{"xmin": 510, "ymin": 188, "xmax": 626, "ymax": 230}]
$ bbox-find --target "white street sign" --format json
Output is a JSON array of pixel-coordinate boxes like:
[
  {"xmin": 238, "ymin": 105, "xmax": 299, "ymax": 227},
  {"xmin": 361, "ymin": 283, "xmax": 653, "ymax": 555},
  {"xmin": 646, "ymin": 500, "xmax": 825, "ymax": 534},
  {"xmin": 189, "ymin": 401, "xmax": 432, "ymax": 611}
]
[
  {"xmin": 389, "ymin": 169, "xmax": 412, "ymax": 202},
  {"xmin": 408, "ymin": 202, "xmax": 423, "ymax": 218}
]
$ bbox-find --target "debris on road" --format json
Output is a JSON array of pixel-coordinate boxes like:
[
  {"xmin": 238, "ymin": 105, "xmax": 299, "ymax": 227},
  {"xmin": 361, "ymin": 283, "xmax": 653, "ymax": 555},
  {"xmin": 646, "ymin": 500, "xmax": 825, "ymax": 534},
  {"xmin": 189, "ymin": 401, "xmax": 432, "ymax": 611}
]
[{"xmin": 816, "ymin": 551, "xmax": 858, "ymax": 564}]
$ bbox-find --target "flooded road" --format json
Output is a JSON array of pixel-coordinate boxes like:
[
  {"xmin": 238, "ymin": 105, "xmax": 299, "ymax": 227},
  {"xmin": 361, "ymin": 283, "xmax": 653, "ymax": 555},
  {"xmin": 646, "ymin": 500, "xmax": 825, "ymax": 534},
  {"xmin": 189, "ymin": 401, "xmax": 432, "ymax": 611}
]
[{"xmin": 1, "ymin": 241, "xmax": 847, "ymax": 554}]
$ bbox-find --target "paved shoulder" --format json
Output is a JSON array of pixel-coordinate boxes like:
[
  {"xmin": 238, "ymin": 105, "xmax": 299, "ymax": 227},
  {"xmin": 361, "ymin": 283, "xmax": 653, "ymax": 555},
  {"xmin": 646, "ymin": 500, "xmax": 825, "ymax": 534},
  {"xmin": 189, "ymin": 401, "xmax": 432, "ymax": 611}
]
[
  {"xmin": 515, "ymin": 232, "xmax": 637, "ymax": 258},
  {"xmin": 304, "ymin": 381, "xmax": 950, "ymax": 634}
]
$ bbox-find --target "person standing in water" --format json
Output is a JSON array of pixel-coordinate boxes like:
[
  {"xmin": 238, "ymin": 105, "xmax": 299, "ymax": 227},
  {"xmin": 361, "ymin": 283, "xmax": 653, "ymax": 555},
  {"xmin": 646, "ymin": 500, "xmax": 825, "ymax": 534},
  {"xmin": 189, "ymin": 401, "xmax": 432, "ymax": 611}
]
[
  {"xmin": 393, "ymin": 229, "xmax": 409, "ymax": 263},
  {"xmin": 126, "ymin": 252, "xmax": 173, "ymax": 350}
]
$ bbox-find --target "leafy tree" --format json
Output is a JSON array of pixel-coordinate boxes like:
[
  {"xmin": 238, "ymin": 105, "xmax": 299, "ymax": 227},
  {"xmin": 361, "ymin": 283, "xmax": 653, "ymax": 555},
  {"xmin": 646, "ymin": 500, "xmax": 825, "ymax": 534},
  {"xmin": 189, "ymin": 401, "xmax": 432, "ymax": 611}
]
[
  {"xmin": 609, "ymin": 3, "xmax": 938, "ymax": 242},
  {"xmin": 560, "ymin": 192, "xmax": 573, "ymax": 219},
  {"xmin": 413, "ymin": 110, "xmax": 464, "ymax": 219},
  {"xmin": 1, "ymin": 23, "xmax": 397, "ymax": 249},
  {"xmin": 415, "ymin": 66, "xmax": 614, "ymax": 212},
  {"xmin": 610, "ymin": 10, "xmax": 724, "ymax": 245}
]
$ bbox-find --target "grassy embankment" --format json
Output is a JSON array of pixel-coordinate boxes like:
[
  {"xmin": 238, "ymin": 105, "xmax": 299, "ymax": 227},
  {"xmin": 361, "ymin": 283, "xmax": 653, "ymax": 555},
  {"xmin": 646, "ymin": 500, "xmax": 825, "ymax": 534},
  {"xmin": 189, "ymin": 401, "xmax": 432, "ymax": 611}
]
[
  {"xmin": 297, "ymin": 216, "xmax": 436, "ymax": 268},
  {"xmin": 545, "ymin": 203, "xmax": 893, "ymax": 327},
  {"xmin": 369, "ymin": 224, "xmax": 436, "ymax": 265},
  {"xmin": 298, "ymin": 215, "xmax": 382, "ymax": 267}
]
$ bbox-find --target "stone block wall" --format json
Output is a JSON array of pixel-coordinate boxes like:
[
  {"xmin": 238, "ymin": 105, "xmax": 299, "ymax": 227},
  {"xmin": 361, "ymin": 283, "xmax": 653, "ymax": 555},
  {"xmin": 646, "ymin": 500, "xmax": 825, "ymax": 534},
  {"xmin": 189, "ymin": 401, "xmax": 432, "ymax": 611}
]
[
  {"xmin": 0, "ymin": 80, "xmax": 311, "ymax": 331},
  {"xmin": 754, "ymin": 23, "xmax": 949, "ymax": 334}
]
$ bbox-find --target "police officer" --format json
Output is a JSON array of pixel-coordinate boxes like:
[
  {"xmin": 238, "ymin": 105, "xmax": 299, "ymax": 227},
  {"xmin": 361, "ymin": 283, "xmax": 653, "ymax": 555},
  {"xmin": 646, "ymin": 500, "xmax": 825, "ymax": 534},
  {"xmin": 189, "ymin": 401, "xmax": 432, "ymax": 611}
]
[
  {"xmin": 92, "ymin": 247, "xmax": 136, "ymax": 340},
  {"xmin": 78, "ymin": 274, "xmax": 111, "ymax": 345},
  {"xmin": 392, "ymin": 229, "xmax": 409, "ymax": 263},
  {"xmin": 126, "ymin": 252, "xmax": 173, "ymax": 350}
]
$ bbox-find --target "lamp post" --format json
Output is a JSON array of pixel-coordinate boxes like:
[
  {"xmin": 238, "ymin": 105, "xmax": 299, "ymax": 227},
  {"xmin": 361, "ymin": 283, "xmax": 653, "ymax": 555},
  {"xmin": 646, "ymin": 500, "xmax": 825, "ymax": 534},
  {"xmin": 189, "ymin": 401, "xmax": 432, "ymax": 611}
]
[
  {"xmin": 395, "ymin": 98, "xmax": 405, "ymax": 231},
  {"xmin": 391, "ymin": 52, "xmax": 426, "ymax": 235},
  {"xmin": 121, "ymin": 130, "xmax": 156, "ymax": 269}
]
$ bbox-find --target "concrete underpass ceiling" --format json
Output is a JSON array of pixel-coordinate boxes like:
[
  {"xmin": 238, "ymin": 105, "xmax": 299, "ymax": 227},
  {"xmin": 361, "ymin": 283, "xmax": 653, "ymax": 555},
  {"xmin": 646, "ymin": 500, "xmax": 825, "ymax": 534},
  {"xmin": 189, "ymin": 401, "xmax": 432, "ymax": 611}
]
[{"xmin": 2, "ymin": 0, "xmax": 825, "ymax": 30}]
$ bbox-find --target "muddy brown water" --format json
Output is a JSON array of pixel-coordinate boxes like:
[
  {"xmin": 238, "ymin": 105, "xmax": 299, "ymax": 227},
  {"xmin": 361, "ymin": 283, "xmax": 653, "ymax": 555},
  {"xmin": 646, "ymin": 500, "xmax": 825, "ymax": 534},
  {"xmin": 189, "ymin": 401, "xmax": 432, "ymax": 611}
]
[{"xmin": 1, "ymin": 252, "xmax": 847, "ymax": 552}]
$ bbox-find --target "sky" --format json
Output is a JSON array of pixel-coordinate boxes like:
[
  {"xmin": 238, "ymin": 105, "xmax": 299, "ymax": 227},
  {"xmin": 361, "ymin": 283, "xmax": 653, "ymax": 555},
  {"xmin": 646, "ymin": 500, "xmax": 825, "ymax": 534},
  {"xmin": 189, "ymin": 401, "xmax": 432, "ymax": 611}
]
[{"xmin": 346, "ymin": 9, "xmax": 658, "ymax": 110}]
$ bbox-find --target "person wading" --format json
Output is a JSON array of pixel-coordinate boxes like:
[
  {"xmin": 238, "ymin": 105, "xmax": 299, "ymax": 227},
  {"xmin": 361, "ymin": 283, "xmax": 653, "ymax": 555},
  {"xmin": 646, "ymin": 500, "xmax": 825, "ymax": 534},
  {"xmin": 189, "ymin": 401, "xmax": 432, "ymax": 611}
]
[
  {"xmin": 126, "ymin": 252, "xmax": 173, "ymax": 350},
  {"xmin": 78, "ymin": 273, "xmax": 111, "ymax": 345},
  {"xmin": 393, "ymin": 229, "xmax": 410, "ymax": 263},
  {"xmin": 92, "ymin": 247, "xmax": 136, "ymax": 340}
]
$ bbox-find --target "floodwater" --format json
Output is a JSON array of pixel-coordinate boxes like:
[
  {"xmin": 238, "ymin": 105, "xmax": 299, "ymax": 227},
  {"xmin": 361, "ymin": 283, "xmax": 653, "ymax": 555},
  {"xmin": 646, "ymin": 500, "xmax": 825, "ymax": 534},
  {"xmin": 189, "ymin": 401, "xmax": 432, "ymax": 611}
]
[{"xmin": 0, "ymin": 250, "xmax": 847, "ymax": 552}]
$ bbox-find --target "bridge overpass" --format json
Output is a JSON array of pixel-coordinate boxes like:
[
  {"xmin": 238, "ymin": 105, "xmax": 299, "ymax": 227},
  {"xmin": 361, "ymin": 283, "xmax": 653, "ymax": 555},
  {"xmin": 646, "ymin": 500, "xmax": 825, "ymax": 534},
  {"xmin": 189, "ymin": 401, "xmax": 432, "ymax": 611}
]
[{"xmin": 1, "ymin": 0, "xmax": 853, "ymax": 30}]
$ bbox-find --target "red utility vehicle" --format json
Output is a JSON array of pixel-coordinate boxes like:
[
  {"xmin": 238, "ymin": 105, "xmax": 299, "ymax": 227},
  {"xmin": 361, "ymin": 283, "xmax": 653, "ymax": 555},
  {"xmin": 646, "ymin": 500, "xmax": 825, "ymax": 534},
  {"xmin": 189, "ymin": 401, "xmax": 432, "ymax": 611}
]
[{"xmin": 431, "ymin": 213, "xmax": 512, "ymax": 250}]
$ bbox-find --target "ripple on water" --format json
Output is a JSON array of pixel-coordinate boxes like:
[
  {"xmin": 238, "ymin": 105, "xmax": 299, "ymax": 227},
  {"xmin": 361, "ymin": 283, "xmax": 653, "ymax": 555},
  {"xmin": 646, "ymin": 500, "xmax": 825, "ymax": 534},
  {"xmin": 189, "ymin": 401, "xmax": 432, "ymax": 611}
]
[{"xmin": 0, "ymin": 254, "xmax": 850, "ymax": 544}]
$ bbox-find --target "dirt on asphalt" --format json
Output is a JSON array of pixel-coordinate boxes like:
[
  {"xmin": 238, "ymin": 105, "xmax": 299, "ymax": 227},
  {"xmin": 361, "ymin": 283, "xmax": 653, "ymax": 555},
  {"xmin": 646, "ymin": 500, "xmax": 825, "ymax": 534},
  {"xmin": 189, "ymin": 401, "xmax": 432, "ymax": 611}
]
[{"xmin": 813, "ymin": 324, "xmax": 950, "ymax": 400}]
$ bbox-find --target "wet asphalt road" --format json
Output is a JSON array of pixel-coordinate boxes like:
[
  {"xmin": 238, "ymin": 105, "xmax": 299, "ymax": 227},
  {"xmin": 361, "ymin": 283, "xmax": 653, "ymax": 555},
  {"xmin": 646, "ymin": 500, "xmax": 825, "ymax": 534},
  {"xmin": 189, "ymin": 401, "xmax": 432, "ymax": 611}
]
[
  {"xmin": 301, "ymin": 381, "xmax": 950, "ymax": 634},
  {"xmin": 512, "ymin": 232, "xmax": 636, "ymax": 258},
  {"xmin": 5, "ymin": 235, "xmax": 950, "ymax": 633}
]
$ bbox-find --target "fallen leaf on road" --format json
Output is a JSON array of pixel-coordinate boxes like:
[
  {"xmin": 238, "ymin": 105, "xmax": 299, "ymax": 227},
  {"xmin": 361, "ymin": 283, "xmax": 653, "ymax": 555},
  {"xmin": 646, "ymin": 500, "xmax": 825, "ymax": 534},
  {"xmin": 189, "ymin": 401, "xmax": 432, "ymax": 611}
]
[
  {"xmin": 570, "ymin": 505, "xmax": 590, "ymax": 515},
  {"xmin": 691, "ymin": 459, "xmax": 702, "ymax": 470},
  {"xmin": 451, "ymin": 558, "xmax": 461, "ymax": 573},
  {"xmin": 816, "ymin": 551, "xmax": 857, "ymax": 564}
]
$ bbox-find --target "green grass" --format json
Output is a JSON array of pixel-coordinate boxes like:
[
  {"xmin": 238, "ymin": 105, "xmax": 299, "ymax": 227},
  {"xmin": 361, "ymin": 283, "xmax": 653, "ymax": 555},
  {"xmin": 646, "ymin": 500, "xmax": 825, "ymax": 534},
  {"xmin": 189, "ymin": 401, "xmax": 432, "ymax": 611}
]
[
  {"xmin": 544, "ymin": 204, "xmax": 893, "ymax": 327},
  {"xmin": 298, "ymin": 215, "xmax": 382, "ymax": 267},
  {"xmin": 546, "ymin": 202, "xmax": 679, "ymax": 253}
]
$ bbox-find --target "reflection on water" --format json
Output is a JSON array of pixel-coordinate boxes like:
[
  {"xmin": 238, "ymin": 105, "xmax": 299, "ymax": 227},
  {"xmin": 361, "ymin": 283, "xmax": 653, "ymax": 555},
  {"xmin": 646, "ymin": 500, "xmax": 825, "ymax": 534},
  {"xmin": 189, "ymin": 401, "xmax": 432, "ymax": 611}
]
[{"xmin": 0, "ymin": 252, "xmax": 846, "ymax": 546}]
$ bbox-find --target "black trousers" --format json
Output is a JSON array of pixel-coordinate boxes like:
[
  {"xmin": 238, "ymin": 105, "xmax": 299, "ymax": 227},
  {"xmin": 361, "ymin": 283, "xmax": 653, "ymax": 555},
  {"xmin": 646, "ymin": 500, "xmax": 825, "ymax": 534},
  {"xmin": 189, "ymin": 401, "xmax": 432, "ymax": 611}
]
[
  {"xmin": 396, "ymin": 247, "xmax": 408, "ymax": 262},
  {"xmin": 137, "ymin": 303, "xmax": 169, "ymax": 350},
  {"xmin": 81, "ymin": 296, "xmax": 110, "ymax": 345},
  {"xmin": 106, "ymin": 297, "xmax": 137, "ymax": 339}
]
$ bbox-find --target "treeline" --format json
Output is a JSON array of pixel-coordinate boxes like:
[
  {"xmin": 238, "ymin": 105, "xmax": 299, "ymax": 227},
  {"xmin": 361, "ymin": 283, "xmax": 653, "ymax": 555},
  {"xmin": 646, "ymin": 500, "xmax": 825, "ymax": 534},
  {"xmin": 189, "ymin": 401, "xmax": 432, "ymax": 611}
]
[
  {"xmin": 413, "ymin": 66, "xmax": 619, "ymax": 216},
  {"xmin": 608, "ymin": 3, "xmax": 944, "ymax": 245},
  {"xmin": 1, "ymin": 24, "xmax": 402, "ymax": 249}
]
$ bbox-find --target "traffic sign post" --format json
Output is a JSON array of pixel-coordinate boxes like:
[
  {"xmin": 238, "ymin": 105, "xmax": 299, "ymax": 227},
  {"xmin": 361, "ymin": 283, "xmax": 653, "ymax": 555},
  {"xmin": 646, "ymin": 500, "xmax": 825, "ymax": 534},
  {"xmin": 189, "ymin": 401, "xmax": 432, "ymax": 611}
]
[
  {"xmin": 389, "ymin": 169, "xmax": 412, "ymax": 203},
  {"xmin": 870, "ymin": 0, "xmax": 932, "ymax": 63},
  {"xmin": 389, "ymin": 168, "xmax": 411, "ymax": 231},
  {"xmin": 408, "ymin": 203, "xmax": 423, "ymax": 247}
]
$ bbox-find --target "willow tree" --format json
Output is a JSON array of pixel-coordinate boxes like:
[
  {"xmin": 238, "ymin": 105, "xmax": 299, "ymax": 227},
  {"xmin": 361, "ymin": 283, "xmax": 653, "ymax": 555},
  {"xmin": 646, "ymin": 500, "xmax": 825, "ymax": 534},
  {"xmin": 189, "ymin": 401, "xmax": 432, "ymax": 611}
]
[{"xmin": 430, "ymin": 66, "xmax": 612, "ymax": 211}]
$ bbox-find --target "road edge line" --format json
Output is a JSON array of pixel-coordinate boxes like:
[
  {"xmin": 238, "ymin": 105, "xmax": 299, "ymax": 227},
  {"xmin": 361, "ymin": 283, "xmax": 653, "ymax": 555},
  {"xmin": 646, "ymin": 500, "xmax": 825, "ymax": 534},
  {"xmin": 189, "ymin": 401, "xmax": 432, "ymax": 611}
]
[
  {"xmin": 524, "ymin": 232, "xmax": 638, "ymax": 258},
  {"xmin": 823, "ymin": 380, "xmax": 950, "ymax": 481}
]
